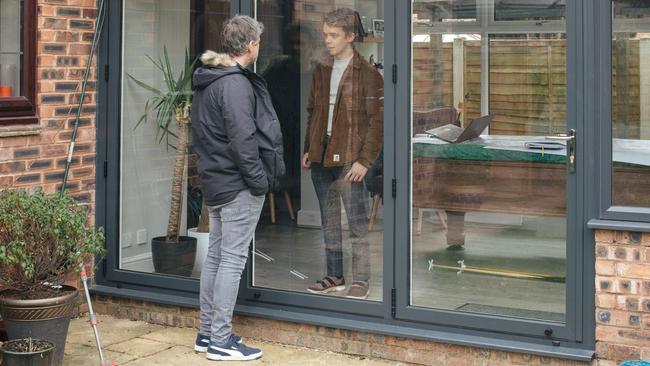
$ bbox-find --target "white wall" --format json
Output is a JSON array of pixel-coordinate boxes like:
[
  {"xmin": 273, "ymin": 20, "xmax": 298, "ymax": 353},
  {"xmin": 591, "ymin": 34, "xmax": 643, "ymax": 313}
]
[{"xmin": 120, "ymin": 0, "xmax": 191, "ymax": 265}]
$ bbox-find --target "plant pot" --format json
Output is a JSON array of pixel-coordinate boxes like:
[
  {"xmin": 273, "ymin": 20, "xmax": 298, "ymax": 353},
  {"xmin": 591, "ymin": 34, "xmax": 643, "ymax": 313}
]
[
  {"xmin": 0, "ymin": 286, "xmax": 77, "ymax": 366},
  {"xmin": 0, "ymin": 339, "xmax": 55, "ymax": 366},
  {"xmin": 0, "ymin": 319, "xmax": 8, "ymax": 341},
  {"xmin": 187, "ymin": 228, "xmax": 209, "ymax": 275},
  {"xmin": 151, "ymin": 236, "xmax": 197, "ymax": 277}
]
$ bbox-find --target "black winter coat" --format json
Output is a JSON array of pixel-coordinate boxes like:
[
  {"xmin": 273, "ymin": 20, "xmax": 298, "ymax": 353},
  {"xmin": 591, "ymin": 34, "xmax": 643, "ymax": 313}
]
[{"xmin": 191, "ymin": 51, "xmax": 285, "ymax": 206}]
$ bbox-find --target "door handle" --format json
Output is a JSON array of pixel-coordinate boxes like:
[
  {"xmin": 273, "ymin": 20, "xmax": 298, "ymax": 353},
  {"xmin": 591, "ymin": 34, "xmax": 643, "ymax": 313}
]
[{"xmin": 546, "ymin": 129, "xmax": 576, "ymax": 173}]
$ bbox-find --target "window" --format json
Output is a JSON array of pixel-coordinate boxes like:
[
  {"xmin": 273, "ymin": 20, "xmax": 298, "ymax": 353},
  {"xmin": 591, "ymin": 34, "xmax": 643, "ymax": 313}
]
[
  {"xmin": 250, "ymin": 0, "xmax": 385, "ymax": 302},
  {"xmin": 611, "ymin": 0, "xmax": 650, "ymax": 209},
  {"xmin": 0, "ymin": 0, "xmax": 37, "ymax": 126},
  {"xmin": 118, "ymin": 0, "xmax": 230, "ymax": 278},
  {"xmin": 408, "ymin": 0, "xmax": 575, "ymax": 337}
]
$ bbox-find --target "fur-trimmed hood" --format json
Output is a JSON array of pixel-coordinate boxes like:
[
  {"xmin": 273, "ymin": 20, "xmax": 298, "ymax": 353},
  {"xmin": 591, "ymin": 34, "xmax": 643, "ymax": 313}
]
[
  {"xmin": 199, "ymin": 50, "xmax": 237, "ymax": 67},
  {"xmin": 193, "ymin": 50, "xmax": 242, "ymax": 90}
]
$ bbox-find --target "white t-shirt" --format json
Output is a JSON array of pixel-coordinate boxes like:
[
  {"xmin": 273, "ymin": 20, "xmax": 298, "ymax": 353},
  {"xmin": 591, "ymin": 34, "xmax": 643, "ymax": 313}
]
[{"xmin": 327, "ymin": 55, "xmax": 353, "ymax": 135}]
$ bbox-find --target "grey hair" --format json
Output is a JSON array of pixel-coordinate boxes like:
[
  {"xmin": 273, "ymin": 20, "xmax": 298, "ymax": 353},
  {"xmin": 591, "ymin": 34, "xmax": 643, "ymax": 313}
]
[{"xmin": 221, "ymin": 15, "xmax": 264, "ymax": 56}]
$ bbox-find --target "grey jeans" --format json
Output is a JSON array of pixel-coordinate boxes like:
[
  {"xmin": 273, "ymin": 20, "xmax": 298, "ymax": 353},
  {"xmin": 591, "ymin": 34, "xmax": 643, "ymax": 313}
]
[{"xmin": 199, "ymin": 189, "xmax": 264, "ymax": 344}]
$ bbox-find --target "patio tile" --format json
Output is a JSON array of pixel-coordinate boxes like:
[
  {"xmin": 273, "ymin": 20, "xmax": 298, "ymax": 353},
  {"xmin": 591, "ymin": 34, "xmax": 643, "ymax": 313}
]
[
  {"xmin": 140, "ymin": 326, "xmax": 198, "ymax": 346},
  {"xmin": 120, "ymin": 342, "xmax": 405, "ymax": 366},
  {"xmin": 67, "ymin": 315, "xmax": 166, "ymax": 347},
  {"xmin": 67, "ymin": 316, "xmax": 412, "ymax": 365},
  {"xmin": 64, "ymin": 342, "xmax": 137, "ymax": 365},
  {"xmin": 106, "ymin": 337, "xmax": 175, "ymax": 357}
]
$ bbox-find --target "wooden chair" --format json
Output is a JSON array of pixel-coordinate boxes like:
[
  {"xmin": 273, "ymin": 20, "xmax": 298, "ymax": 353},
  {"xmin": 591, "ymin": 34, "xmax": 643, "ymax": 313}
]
[
  {"xmin": 267, "ymin": 191, "xmax": 295, "ymax": 224},
  {"xmin": 366, "ymin": 151, "xmax": 383, "ymax": 231}
]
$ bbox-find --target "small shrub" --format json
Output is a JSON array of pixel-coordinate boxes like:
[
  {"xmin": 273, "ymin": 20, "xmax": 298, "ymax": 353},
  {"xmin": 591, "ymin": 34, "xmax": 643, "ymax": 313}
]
[{"xmin": 0, "ymin": 189, "xmax": 105, "ymax": 299}]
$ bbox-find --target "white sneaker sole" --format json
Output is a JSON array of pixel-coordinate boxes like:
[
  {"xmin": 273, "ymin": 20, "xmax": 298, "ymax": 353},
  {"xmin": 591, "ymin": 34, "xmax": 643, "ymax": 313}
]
[
  {"xmin": 206, "ymin": 351, "xmax": 262, "ymax": 361},
  {"xmin": 196, "ymin": 338, "xmax": 243, "ymax": 352},
  {"xmin": 306, "ymin": 285, "xmax": 346, "ymax": 294},
  {"xmin": 345, "ymin": 292, "xmax": 369, "ymax": 300},
  {"xmin": 194, "ymin": 345, "xmax": 208, "ymax": 353}
]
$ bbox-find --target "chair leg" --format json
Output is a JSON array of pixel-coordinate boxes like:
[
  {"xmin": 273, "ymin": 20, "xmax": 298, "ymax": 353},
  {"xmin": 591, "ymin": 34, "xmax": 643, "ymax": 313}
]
[
  {"xmin": 368, "ymin": 194, "xmax": 381, "ymax": 231},
  {"xmin": 268, "ymin": 192, "xmax": 276, "ymax": 224},
  {"xmin": 283, "ymin": 191, "xmax": 295, "ymax": 220},
  {"xmin": 417, "ymin": 208, "xmax": 423, "ymax": 235},
  {"xmin": 436, "ymin": 210, "xmax": 448, "ymax": 230}
]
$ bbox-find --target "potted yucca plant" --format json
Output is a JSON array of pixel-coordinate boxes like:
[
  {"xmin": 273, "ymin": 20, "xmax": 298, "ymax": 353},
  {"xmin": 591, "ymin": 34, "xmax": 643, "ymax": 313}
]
[
  {"xmin": 127, "ymin": 47, "xmax": 199, "ymax": 277},
  {"xmin": 0, "ymin": 189, "xmax": 105, "ymax": 366}
]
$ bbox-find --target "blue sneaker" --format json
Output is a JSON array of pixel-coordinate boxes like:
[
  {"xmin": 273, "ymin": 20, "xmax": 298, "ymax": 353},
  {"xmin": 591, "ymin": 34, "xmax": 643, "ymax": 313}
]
[
  {"xmin": 206, "ymin": 335, "xmax": 262, "ymax": 361},
  {"xmin": 195, "ymin": 333, "xmax": 242, "ymax": 352}
]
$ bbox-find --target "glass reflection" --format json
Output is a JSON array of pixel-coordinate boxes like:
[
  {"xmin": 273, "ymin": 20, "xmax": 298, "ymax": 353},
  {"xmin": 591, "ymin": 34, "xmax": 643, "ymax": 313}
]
[
  {"xmin": 612, "ymin": 1, "xmax": 650, "ymax": 207},
  {"xmin": 253, "ymin": 1, "xmax": 385, "ymax": 301},
  {"xmin": 411, "ymin": 0, "xmax": 566, "ymax": 321}
]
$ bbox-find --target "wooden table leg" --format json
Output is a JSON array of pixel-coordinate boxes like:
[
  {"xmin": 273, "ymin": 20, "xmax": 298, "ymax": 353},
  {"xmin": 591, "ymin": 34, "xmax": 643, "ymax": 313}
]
[
  {"xmin": 283, "ymin": 191, "xmax": 295, "ymax": 220},
  {"xmin": 269, "ymin": 192, "xmax": 276, "ymax": 224},
  {"xmin": 368, "ymin": 194, "xmax": 381, "ymax": 231}
]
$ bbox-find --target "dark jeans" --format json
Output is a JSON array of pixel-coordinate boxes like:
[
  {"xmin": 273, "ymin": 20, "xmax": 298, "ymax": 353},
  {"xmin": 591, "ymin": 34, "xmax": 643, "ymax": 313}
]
[{"xmin": 311, "ymin": 163, "xmax": 370, "ymax": 282}]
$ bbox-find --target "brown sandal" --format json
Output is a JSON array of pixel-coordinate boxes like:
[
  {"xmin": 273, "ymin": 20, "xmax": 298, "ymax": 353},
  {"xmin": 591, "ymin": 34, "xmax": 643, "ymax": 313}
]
[{"xmin": 307, "ymin": 276, "xmax": 346, "ymax": 294}]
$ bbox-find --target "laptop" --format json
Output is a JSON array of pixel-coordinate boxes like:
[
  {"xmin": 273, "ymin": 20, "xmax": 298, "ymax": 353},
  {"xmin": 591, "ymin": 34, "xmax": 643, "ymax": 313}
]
[{"xmin": 425, "ymin": 114, "xmax": 495, "ymax": 143}]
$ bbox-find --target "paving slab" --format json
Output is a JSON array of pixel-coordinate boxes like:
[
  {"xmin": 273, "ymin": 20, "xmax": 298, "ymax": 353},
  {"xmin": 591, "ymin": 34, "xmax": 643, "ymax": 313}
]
[
  {"xmin": 140, "ymin": 326, "xmax": 198, "ymax": 346},
  {"xmin": 106, "ymin": 337, "xmax": 175, "ymax": 357},
  {"xmin": 119, "ymin": 343, "xmax": 404, "ymax": 366},
  {"xmin": 67, "ymin": 315, "xmax": 165, "ymax": 347},
  {"xmin": 64, "ymin": 342, "xmax": 138, "ymax": 365},
  {"xmin": 65, "ymin": 316, "xmax": 413, "ymax": 366}
]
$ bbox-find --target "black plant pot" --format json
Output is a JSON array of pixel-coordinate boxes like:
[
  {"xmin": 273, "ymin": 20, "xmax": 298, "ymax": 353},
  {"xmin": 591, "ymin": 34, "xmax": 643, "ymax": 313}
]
[
  {"xmin": 151, "ymin": 236, "xmax": 197, "ymax": 277},
  {"xmin": 0, "ymin": 339, "xmax": 55, "ymax": 366},
  {"xmin": 0, "ymin": 286, "xmax": 77, "ymax": 366}
]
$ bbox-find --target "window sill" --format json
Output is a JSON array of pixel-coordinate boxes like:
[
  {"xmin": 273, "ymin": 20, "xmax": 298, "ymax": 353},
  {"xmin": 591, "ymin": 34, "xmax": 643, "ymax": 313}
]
[
  {"xmin": 588, "ymin": 219, "xmax": 650, "ymax": 232},
  {"xmin": 0, "ymin": 97, "xmax": 39, "ymax": 131},
  {"xmin": 0, "ymin": 123, "xmax": 41, "ymax": 138}
]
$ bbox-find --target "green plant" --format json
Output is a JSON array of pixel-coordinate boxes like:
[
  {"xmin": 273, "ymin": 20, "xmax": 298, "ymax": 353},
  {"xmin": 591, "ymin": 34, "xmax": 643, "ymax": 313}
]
[
  {"xmin": 0, "ymin": 189, "xmax": 105, "ymax": 300},
  {"xmin": 127, "ymin": 47, "xmax": 197, "ymax": 242}
]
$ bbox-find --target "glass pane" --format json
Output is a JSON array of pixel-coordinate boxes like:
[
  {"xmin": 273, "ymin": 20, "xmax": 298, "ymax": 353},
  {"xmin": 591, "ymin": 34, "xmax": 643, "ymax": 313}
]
[
  {"xmin": 411, "ymin": 1, "xmax": 566, "ymax": 321},
  {"xmin": 412, "ymin": 0, "xmax": 477, "ymax": 23},
  {"xmin": 612, "ymin": 1, "xmax": 650, "ymax": 207},
  {"xmin": 494, "ymin": 0, "xmax": 565, "ymax": 21},
  {"xmin": 0, "ymin": 0, "xmax": 23, "ymax": 97},
  {"xmin": 119, "ymin": 0, "xmax": 229, "ymax": 277},
  {"xmin": 252, "ymin": 1, "xmax": 385, "ymax": 301}
]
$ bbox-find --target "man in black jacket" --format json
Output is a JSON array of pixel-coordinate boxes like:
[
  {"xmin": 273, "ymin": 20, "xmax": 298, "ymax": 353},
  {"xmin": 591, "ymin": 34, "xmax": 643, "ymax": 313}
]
[{"xmin": 191, "ymin": 15, "xmax": 284, "ymax": 362}]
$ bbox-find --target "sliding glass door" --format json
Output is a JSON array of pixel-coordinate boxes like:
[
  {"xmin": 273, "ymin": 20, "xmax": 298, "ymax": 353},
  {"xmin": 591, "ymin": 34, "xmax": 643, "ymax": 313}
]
[{"xmin": 396, "ymin": 0, "xmax": 582, "ymax": 339}]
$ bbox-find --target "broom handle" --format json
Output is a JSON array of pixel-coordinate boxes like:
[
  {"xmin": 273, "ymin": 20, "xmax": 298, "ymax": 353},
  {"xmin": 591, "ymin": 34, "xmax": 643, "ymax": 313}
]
[{"xmin": 80, "ymin": 265, "xmax": 107, "ymax": 365}]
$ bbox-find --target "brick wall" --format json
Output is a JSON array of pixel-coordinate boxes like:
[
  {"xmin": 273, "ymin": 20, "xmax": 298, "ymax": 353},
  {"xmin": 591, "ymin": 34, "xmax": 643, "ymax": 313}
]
[
  {"xmin": 595, "ymin": 230, "xmax": 650, "ymax": 364},
  {"xmin": 0, "ymin": 0, "xmax": 98, "ymax": 223},
  {"xmin": 90, "ymin": 294, "xmax": 591, "ymax": 366}
]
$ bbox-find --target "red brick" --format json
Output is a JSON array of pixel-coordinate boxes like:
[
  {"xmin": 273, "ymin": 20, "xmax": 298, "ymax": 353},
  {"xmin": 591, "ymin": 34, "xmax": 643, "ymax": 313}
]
[
  {"xmin": 596, "ymin": 342, "xmax": 641, "ymax": 362},
  {"xmin": 597, "ymin": 260, "xmax": 616, "ymax": 276},
  {"xmin": 596, "ymin": 230, "xmax": 615, "ymax": 243}
]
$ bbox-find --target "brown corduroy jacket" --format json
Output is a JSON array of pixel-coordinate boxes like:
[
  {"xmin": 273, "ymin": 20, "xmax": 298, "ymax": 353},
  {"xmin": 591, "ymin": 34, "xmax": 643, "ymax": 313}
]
[{"xmin": 304, "ymin": 51, "xmax": 383, "ymax": 168}]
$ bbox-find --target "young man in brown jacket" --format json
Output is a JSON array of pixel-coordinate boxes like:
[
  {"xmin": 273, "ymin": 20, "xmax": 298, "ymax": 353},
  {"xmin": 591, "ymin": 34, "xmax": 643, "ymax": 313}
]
[{"xmin": 302, "ymin": 8, "xmax": 383, "ymax": 299}]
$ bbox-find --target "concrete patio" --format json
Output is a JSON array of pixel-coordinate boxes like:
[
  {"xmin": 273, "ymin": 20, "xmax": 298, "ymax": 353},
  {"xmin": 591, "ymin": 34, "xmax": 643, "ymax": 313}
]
[{"xmin": 64, "ymin": 315, "xmax": 412, "ymax": 365}]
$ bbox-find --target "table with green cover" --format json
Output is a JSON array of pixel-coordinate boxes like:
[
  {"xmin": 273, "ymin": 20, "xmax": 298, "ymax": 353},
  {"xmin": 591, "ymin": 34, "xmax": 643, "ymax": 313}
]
[{"xmin": 412, "ymin": 135, "xmax": 650, "ymax": 245}]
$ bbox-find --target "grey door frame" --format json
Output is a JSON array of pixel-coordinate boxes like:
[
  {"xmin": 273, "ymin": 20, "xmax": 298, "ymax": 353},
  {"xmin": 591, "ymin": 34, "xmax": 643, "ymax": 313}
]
[
  {"xmin": 393, "ymin": 0, "xmax": 591, "ymax": 343},
  {"xmin": 94, "ymin": 0, "xmax": 596, "ymax": 351},
  {"xmin": 236, "ymin": 0, "xmax": 398, "ymax": 320},
  {"xmin": 96, "ymin": 0, "xmax": 241, "ymax": 292}
]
